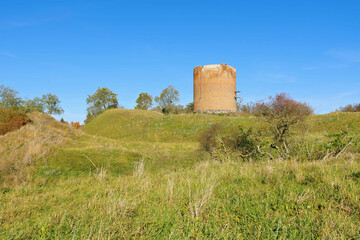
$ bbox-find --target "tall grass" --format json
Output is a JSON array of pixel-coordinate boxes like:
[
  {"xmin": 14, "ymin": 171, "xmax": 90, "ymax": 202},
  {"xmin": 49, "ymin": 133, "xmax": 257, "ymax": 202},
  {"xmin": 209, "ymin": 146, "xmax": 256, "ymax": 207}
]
[
  {"xmin": 1, "ymin": 109, "xmax": 360, "ymax": 238},
  {"xmin": 1, "ymin": 155, "xmax": 360, "ymax": 238},
  {"xmin": 0, "ymin": 112, "xmax": 79, "ymax": 186}
]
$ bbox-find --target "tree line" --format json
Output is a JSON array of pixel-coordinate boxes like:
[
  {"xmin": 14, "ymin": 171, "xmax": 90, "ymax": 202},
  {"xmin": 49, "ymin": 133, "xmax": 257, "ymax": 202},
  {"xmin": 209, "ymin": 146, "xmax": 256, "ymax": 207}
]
[
  {"xmin": 85, "ymin": 85, "xmax": 193, "ymax": 123},
  {"xmin": 1, "ymin": 83, "xmax": 359, "ymax": 127},
  {"xmin": 0, "ymin": 85, "xmax": 64, "ymax": 115},
  {"xmin": 0, "ymin": 84, "xmax": 193, "ymax": 125}
]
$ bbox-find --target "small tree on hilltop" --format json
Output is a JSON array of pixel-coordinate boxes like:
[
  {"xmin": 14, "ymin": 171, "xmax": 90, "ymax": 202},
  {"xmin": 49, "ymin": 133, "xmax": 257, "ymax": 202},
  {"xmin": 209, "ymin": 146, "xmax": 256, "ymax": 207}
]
[
  {"xmin": 135, "ymin": 93, "xmax": 153, "ymax": 110},
  {"xmin": 154, "ymin": 85, "xmax": 180, "ymax": 114},
  {"xmin": 24, "ymin": 97, "xmax": 45, "ymax": 113},
  {"xmin": 254, "ymin": 93, "xmax": 313, "ymax": 157},
  {"xmin": 185, "ymin": 102, "xmax": 194, "ymax": 113},
  {"xmin": 86, "ymin": 87, "xmax": 119, "ymax": 123},
  {"xmin": 41, "ymin": 93, "xmax": 64, "ymax": 115},
  {"xmin": 0, "ymin": 85, "xmax": 22, "ymax": 110}
]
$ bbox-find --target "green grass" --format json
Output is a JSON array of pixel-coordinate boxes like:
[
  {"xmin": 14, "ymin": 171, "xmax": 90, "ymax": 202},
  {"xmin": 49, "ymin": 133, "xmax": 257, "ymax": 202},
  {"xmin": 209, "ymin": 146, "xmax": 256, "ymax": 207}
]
[
  {"xmin": 1, "ymin": 109, "xmax": 360, "ymax": 239},
  {"xmin": 2, "ymin": 157, "xmax": 360, "ymax": 238},
  {"xmin": 83, "ymin": 109, "xmax": 261, "ymax": 142}
]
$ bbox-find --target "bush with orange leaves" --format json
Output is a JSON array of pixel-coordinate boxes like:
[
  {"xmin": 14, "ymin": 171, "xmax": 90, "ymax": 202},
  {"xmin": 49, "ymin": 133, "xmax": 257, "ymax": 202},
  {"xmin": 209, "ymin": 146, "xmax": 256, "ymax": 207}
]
[
  {"xmin": 0, "ymin": 108, "xmax": 30, "ymax": 135},
  {"xmin": 70, "ymin": 121, "xmax": 83, "ymax": 129},
  {"xmin": 59, "ymin": 119, "xmax": 83, "ymax": 129}
]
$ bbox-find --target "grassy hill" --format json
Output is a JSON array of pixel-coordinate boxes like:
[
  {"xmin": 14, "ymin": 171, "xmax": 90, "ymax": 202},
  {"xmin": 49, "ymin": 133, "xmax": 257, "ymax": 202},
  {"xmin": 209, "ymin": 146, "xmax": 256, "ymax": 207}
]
[
  {"xmin": 83, "ymin": 109, "xmax": 260, "ymax": 142},
  {"xmin": 84, "ymin": 109, "xmax": 360, "ymax": 140},
  {"xmin": 1, "ymin": 109, "xmax": 360, "ymax": 238}
]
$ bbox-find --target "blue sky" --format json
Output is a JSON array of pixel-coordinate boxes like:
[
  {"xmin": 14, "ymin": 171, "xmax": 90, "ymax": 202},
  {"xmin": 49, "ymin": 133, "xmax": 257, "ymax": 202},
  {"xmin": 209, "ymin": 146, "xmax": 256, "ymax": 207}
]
[{"xmin": 1, "ymin": 0, "xmax": 360, "ymax": 122}]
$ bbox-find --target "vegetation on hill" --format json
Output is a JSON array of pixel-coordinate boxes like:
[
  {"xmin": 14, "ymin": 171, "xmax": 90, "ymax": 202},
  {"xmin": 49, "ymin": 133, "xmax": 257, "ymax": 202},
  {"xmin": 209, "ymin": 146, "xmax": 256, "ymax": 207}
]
[
  {"xmin": 86, "ymin": 87, "xmax": 120, "ymax": 123},
  {"xmin": 154, "ymin": 85, "xmax": 182, "ymax": 114},
  {"xmin": 339, "ymin": 103, "xmax": 360, "ymax": 112},
  {"xmin": 0, "ymin": 113, "xmax": 79, "ymax": 185},
  {"xmin": 0, "ymin": 108, "xmax": 30, "ymax": 135},
  {"xmin": 1, "ymin": 109, "xmax": 360, "ymax": 238},
  {"xmin": 0, "ymin": 85, "xmax": 64, "ymax": 136},
  {"xmin": 135, "ymin": 92, "xmax": 153, "ymax": 110},
  {"xmin": 0, "ymin": 85, "xmax": 63, "ymax": 115}
]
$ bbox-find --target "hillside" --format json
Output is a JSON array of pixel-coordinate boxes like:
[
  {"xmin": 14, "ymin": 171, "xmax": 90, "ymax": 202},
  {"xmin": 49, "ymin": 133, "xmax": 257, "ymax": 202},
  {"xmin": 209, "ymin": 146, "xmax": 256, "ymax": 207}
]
[
  {"xmin": 1, "ymin": 110, "xmax": 360, "ymax": 238},
  {"xmin": 84, "ymin": 109, "xmax": 360, "ymax": 141},
  {"xmin": 0, "ymin": 112, "xmax": 79, "ymax": 185},
  {"xmin": 83, "ymin": 109, "xmax": 259, "ymax": 142}
]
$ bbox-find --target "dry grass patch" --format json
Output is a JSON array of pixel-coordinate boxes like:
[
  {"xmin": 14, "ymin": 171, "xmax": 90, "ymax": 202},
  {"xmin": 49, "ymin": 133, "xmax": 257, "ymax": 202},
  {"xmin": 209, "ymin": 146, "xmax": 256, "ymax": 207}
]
[{"xmin": 0, "ymin": 112, "xmax": 80, "ymax": 186}]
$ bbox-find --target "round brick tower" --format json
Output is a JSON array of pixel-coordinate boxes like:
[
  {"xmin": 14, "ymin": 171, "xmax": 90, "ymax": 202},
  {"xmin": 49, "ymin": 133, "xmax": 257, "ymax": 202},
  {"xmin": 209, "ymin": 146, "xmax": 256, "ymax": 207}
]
[{"xmin": 193, "ymin": 63, "xmax": 237, "ymax": 113}]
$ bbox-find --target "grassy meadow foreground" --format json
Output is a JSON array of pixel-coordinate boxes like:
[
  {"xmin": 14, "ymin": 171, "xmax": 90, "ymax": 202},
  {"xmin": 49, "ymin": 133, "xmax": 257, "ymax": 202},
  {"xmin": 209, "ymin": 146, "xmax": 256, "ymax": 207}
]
[{"xmin": 1, "ymin": 109, "xmax": 360, "ymax": 238}]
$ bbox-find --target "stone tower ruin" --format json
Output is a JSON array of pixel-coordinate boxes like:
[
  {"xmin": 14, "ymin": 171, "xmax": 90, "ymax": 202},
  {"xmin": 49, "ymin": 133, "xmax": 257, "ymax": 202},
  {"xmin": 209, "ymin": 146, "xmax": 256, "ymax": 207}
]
[{"xmin": 193, "ymin": 63, "xmax": 237, "ymax": 113}]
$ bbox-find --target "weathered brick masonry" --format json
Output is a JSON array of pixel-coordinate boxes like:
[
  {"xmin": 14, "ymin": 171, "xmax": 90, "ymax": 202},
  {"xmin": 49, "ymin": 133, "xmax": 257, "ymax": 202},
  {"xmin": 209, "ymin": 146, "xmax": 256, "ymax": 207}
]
[{"xmin": 193, "ymin": 63, "xmax": 237, "ymax": 113}]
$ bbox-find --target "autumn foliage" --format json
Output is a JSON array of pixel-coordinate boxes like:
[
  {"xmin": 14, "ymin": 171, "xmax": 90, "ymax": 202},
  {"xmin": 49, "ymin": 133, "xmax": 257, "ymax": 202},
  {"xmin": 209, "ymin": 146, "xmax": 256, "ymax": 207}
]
[
  {"xmin": 0, "ymin": 109, "xmax": 30, "ymax": 135},
  {"xmin": 70, "ymin": 121, "xmax": 83, "ymax": 129},
  {"xmin": 60, "ymin": 120, "xmax": 83, "ymax": 129},
  {"xmin": 339, "ymin": 103, "xmax": 360, "ymax": 112}
]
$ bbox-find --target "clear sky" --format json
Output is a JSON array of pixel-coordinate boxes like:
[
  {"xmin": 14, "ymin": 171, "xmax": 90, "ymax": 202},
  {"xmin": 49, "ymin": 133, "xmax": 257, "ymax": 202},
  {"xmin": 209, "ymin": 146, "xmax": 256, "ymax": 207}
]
[{"xmin": 1, "ymin": 0, "xmax": 360, "ymax": 122}]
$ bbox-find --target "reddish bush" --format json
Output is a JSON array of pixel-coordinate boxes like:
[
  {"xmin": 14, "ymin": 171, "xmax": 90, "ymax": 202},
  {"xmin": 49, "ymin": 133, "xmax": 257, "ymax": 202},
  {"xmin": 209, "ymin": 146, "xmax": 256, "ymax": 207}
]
[
  {"xmin": 0, "ymin": 109, "xmax": 30, "ymax": 135},
  {"xmin": 254, "ymin": 93, "xmax": 313, "ymax": 158},
  {"xmin": 70, "ymin": 121, "xmax": 83, "ymax": 129},
  {"xmin": 254, "ymin": 93, "xmax": 313, "ymax": 141},
  {"xmin": 339, "ymin": 103, "xmax": 360, "ymax": 112},
  {"xmin": 60, "ymin": 119, "xmax": 83, "ymax": 129}
]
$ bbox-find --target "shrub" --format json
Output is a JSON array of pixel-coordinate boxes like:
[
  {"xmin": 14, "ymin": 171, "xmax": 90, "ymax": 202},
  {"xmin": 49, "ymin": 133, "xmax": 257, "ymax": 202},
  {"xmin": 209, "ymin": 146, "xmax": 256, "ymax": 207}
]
[
  {"xmin": 339, "ymin": 103, "xmax": 360, "ymax": 112},
  {"xmin": 322, "ymin": 130, "xmax": 357, "ymax": 158},
  {"xmin": 199, "ymin": 124, "xmax": 258, "ymax": 161},
  {"xmin": 254, "ymin": 93, "xmax": 313, "ymax": 158},
  {"xmin": 223, "ymin": 126, "xmax": 257, "ymax": 160},
  {"xmin": 199, "ymin": 124, "xmax": 222, "ymax": 152},
  {"xmin": 70, "ymin": 121, "xmax": 83, "ymax": 129},
  {"xmin": 0, "ymin": 109, "xmax": 30, "ymax": 135},
  {"xmin": 185, "ymin": 102, "xmax": 194, "ymax": 113}
]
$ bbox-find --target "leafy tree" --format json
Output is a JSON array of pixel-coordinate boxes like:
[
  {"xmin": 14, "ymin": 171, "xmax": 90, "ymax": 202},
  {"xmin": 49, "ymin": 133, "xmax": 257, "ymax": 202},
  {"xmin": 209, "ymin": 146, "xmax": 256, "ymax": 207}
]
[
  {"xmin": 185, "ymin": 102, "xmax": 194, "ymax": 113},
  {"xmin": 86, "ymin": 87, "xmax": 119, "ymax": 123},
  {"xmin": 254, "ymin": 93, "xmax": 313, "ymax": 157},
  {"xmin": 41, "ymin": 94, "xmax": 64, "ymax": 115},
  {"xmin": 154, "ymin": 85, "xmax": 180, "ymax": 114},
  {"xmin": 239, "ymin": 102, "xmax": 256, "ymax": 114},
  {"xmin": 23, "ymin": 97, "xmax": 44, "ymax": 113},
  {"xmin": 0, "ymin": 85, "xmax": 22, "ymax": 109},
  {"xmin": 135, "ymin": 93, "xmax": 153, "ymax": 110}
]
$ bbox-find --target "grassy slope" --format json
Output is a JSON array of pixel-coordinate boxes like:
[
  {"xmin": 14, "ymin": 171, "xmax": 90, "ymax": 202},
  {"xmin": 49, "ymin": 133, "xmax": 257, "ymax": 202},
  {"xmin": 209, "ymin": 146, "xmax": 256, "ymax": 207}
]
[
  {"xmin": 83, "ymin": 109, "xmax": 261, "ymax": 142},
  {"xmin": 0, "ymin": 113, "xmax": 79, "ymax": 185},
  {"xmin": 1, "ymin": 109, "xmax": 360, "ymax": 238}
]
